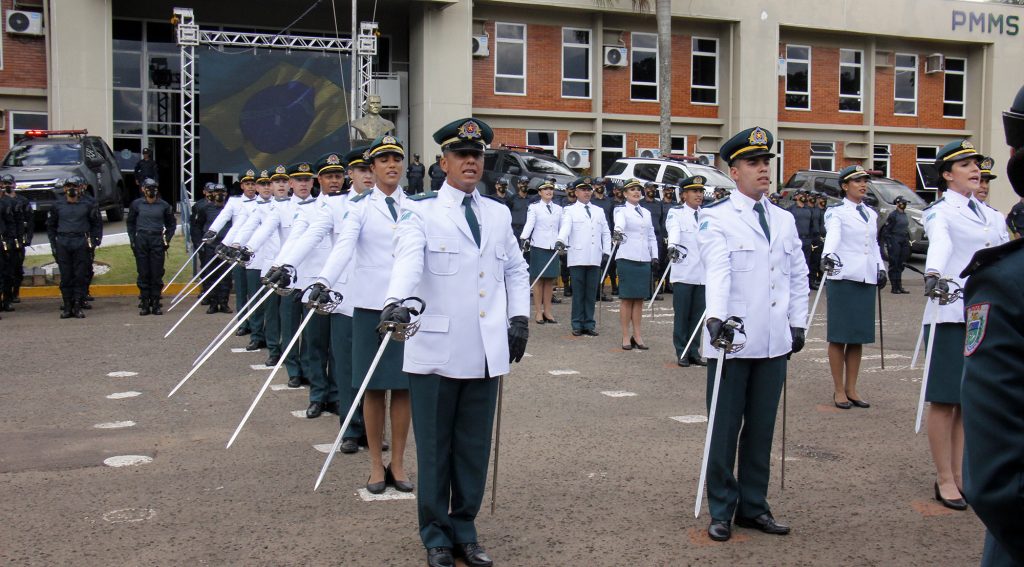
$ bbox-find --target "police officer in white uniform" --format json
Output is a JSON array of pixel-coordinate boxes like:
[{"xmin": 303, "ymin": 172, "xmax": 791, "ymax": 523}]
[
  {"xmin": 697, "ymin": 127, "xmax": 809, "ymax": 542},
  {"xmin": 665, "ymin": 175, "xmax": 706, "ymax": 366},
  {"xmin": 556, "ymin": 178, "xmax": 611, "ymax": 336},
  {"xmin": 230, "ymin": 170, "xmax": 279, "ymax": 351},
  {"xmin": 382, "ymin": 118, "xmax": 529, "ymax": 567},
  {"xmin": 205, "ymin": 169, "xmax": 258, "ymax": 329}
]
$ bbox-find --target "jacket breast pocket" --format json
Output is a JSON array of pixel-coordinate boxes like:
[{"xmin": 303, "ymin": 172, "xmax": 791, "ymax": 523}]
[
  {"xmin": 493, "ymin": 245, "xmax": 507, "ymax": 282},
  {"xmin": 427, "ymin": 237, "xmax": 459, "ymax": 276},
  {"xmin": 727, "ymin": 238, "xmax": 754, "ymax": 272},
  {"xmin": 780, "ymin": 240, "xmax": 800, "ymax": 275},
  {"xmin": 410, "ymin": 315, "xmax": 450, "ymax": 365}
]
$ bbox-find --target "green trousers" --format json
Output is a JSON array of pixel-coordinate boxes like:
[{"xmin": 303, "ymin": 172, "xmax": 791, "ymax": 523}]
[
  {"xmin": 569, "ymin": 265, "xmax": 600, "ymax": 331},
  {"xmin": 301, "ymin": 305, "xmax": 333, "ymax": 403},
  {"xmin": 245, "ymin": 270, "xmax": 266, "ymax": 343},
  {"xmin": 409, "ymin": 373, "xmax": 499, "ymax": 549},
  {"xmin": 329, "ymin": 313, "xmax": 364, "ymax": 438},
  {"xmin": 232, "ymin": 264, "xmax": 249, "ymax": 330},
  {"xmin": 279, "ymin": 291, "xmax": 303, "ymax": 378},
  {"xmin": 705, "ymin": 356, "xmax": 786, "ymax": 522},
  {"xmin": 672, "ymin": 283, "xmax": 705, "ymax": 361}
]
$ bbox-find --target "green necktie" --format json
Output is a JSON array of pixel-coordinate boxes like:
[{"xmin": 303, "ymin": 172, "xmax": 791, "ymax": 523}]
[
  {"xmin": 856, "ymin": 204, "xmax": 869, "ymax": 222},
  {"xmin": 585, "ymin": 204, "xmax": 591, "ymax": 218},
  {"xmin": 463, "ymin": 195, "xmax": 481, "ymax": 247},
  {"xmin": 967, "ymin": 199, "xmax": 982, "ymax": 219},
  {"xmin": 693, "ymin": 209, "xmax": 698, "ymax": 222},
  {"xmin": 753, "ymin": 201, "xmax": 770, "ymax": 242},
  {"xmin": 385, "ymin": 196, "xmax": 398, "ymax": 221}
]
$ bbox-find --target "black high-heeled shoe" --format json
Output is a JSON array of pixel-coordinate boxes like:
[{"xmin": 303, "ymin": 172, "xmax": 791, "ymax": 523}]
[
  {"xmin": 386, "ymin": 465, "xmax": 415, "ymax": 492},
  {"xmin": 934, "ymin": 482, "xmax": 967, "ymax": 510},
  {"xmin": 366, "ymin": 465, "xmax": 387, "ymax": 494},
  {"xmin": 833, "ymin": 393, "xmax": 852, "ymax": 410},
  {"xmin": 621, "ymin": 341, "xmax": 633, "ymax": 350},
  {"xmin": 631, "ymin": 337, "xmax": 649, "ymax": 350},
  {"xmin": 543, "ymin": 315, "xmax": 558, "ymax": 324}
]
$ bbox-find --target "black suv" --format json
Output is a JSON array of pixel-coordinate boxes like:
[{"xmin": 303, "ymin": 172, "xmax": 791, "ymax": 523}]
[
  {"xmin": 0, "ymin": 130, "xmax": 125, "ymax": 221},
  {"xmin": 482, "ymin": 146, "xmax": 578, "ymax": 195}
]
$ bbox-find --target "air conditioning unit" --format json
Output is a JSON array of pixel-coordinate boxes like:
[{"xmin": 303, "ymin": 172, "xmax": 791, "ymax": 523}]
[
  {"xmin": 638, "ymin": 148, "xmax": 662, "ymax": 159},
  {"xmin": 925, "ymin": 53, "xmax": 945, "ymax": 74},
  {"xmin": 603, "ymin": 46, "xmax": 627, "ymax": 67},
  {"xmin": 472, "ymin": 34, "xmax": 489, "ymax": 57},
  {"xmin": 875, "ymin": 50, "xmax": 894, "ymax": 68},
  {"xmin": 6, "ymin": 10, "xmax": 43, "ymax": 36},
  {"xmin": 562, "ymin": 148, "xmax": 591, "ymax": 169}
]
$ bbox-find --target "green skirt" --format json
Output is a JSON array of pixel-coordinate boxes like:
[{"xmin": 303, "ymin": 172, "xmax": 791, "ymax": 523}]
[
  {"xmin": 924, "ymin": 323, "xmax": 966, "ymax": 405},
  {"xmin": 826, "ymin": 279, "xmax": 876, "ymax": 344},
  {"xmin": 529, "ymin": 247, "xmax": 560, "ymax": 280},
  {"xmin": 617, "ymin": 259, "xmax": 651, "ymax": 300},
  {"xmin": 352, "ymin": 307, "xmax": 408, "ymax": 391}
]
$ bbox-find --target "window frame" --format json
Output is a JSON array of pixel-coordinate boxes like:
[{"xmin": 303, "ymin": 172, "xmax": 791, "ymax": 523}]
[
  {"xmin": 873, "ymin": 144, "xmax": 891, "ymax": 178},
  {"xmin": 690, "ymin": 36, "xmax": 719, "ymax": 106},
  {"xmin": 943, "ymin": 57, "xmax": 967, "ymax": 119},
  {"xmin": 630, "ymin": 32, "xmax": 659, "ymax": 102},
  {"xmin": 809, "ymin": 141, "xmax": 836, "ymax": 172},
  {"xmin": 671, "ymin": 136, "xmax": 688, "ymax": 155},
  {"xmin": 916, "ymin": 145, "xmax": 940, "ymax": 191},
  {"xmin": 785, "ymin": 44, "xmax": 812, "ymax": 111},
  {"xmin": 600, "ymin": 133, "xmax": 626, "ymax": 175},
  {"xmin": 526, "ymin": 130, "xmax": 558, "ymax": 154},
  {"xmin": 494, "ymin": 22, "xmax": 527, "ymax": 96},
  {"xmin": 838, "ymin": 48, "xmax": 863, "ymax": 114},
  {"xmin": 8, "ymin": 111, "xmax": 49, "ymax": 147},
  {"xmin": 561, "ymin": 27, "xmax": 592, "ymax": 100},
  {"xmin": 775, "ymin": 139, "xmax": 785, "ymax": 187},
  {"xmin": 894, "ymin": 53, "xmax": 918, "ymax": 117}
]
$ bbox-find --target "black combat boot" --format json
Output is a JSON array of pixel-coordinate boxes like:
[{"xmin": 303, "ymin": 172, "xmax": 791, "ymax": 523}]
[
  {"xmin": 207, "ymin": 302, "xmax": 219, "ymax": 314},
  {"xmin": 140, "ymin": 297, "xmax": 152, "ymax": 316},
  {"xmin": 60, "ymin": 296, "xmax": 73, "ymax": 319},
  {"xmin": 73, "ymin": 299, "xmax": 86, "ymax": 318},
  {"xmin": 218, "ymin": 302, "xmax": 233, "ymax": 314},
  {"xmin": 151, "ymin": 297, "xmax": 163, "ymax": 315}
]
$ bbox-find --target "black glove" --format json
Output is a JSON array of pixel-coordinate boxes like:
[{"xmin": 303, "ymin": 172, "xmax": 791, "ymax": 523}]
[
  {"xmin": 380, "ymin": 301, "xmax": 412, "ymax": 327},
  {"xmin": 265, "ymin": 265, "xmax": 293, "ymax": 288},
  {"xmin": 611, "ymin": 230, "xmax": 624, "ymax": 244},
  {"xmin": 520, "ymin": 239, "xmax": 531, "ymax": 253},
  {"xmin": 706, "ymin": 317, "xmax": 736, "ymax": 346},
  {"xmin": 215, "ymin": 243, "xmax": 228, "ymax": 257},
  {"xmin": 554, "ymin": 241, "xmax": 567, "ymax": 255},
  {"xmin": 508, "ymin": 315, "xmax": 529, "ymax": 363},
  {"xmin": 923, "ymin": 273, "xmax": 948, "ymax": 298},
  {"xmin": 306, "ymin": 282, "xmax": 330, "ymax": 305},
  {"xmin": 876, "ymin": 269, "xmax": 888, "ymax": 289},
  {"xmin": 129, "ymin": 239, "xmax": 137, "ymax": 251},
  {"xmin": 202, "ymin": 230, "xmax": 216, "ymax": 242},
  {"xmin": 668, "ymin": 246, "xmax": 683, "ymax": 262},
  {"xmin": 790, "ymin": 326, "xmax": 806, "ymax": 354},
  {"xmin": 238, "ymin": 246, "xmax": 254, "ymax": 264},
  {"xmin": 163, "ymin": 242, "xmax": 171, "ymax": 252},
  {"xmin": 820, "ymin": 255, "xmax": 837, "ymax": 273}
]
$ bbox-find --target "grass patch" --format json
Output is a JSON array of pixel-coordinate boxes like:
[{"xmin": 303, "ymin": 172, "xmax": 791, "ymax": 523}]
[{"xmin": 25, "ymin": 237, "xmax": 193, "ymax": 286}]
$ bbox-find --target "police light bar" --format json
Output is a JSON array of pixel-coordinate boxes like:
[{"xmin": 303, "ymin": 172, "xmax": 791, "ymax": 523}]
[
  {"xmin": 666, "ymin": 154, "xmax": 707, "ymax": 165},
  {"xmin": 500, "ymin": 144, "xmax": 547, "ymax": 153},
  {"xmin": 24, "ymin": 129, "xmax": 89, "ymax": 138}
]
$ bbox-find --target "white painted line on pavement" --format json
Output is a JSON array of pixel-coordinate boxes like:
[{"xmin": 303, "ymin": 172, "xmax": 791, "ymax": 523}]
[
  {"xmin": 102, "ymin": 508, "xmax": 156, "ymax": 523},
  {"xmin": 291, "ymin": 410, "xmax": 306, "ymax": 418},
  {"xmin": 250, "ymin": 364, "xmax": 272, "ymax": 371},
  {"xmin": 357, "ymin": 488, "xmax": 416, "ymax": 501},
  {"xmin": 103, "ymin": 455, "xmax": 153, "ymax": 467},
  {"xmin": 231, "ymin": 348, "xmax": 257, "ymax": 353},
  {"xmin": 669, "ymin": 415, "xmax": 708, "ymax": 424},
  {"xmin": 106, "ymin": 391, "xmax": 142, "ymax": 399},
  {"xmin": 271, "ymin": 384, "xmax": 306, "ymax": 391},
  {"xmin": 548, "ymin": 370, "xmax": 579, "ymax": 375},
  {"xmin": 94, "ymin": 421, "xmax": 136, "ymax": 429},
  {"xmin": 601, "ymin": 390, "xmax": 637, "ymax": 397},
  {"xmin": 107, "ymin": 371, "xmax": 138, "ymax": 378}
]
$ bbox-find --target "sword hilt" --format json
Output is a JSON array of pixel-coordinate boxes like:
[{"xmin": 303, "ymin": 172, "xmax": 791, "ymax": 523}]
[
  {"xmin": 377, "ymin": 296, "xmax": 426, "ymax": 342},
  {"xmin": 668, "ymin": 244, "xmax": 688, "ymax": 263},
  {"xmin": 304, "ymin": 282, "xmax": 344, "ymax": 314},
  {"xmin": 929, "ymin": 277, "xmax": 963, "ymax": 306},
  {"xmin": 711, "ymin": 316, "xmax": 746, "ymax": 354}
]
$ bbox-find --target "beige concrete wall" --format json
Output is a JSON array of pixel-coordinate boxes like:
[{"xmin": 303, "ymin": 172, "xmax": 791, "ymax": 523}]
[{"xmin": 48, "ymin": 0, "xmax": 112, "ymax": 142}]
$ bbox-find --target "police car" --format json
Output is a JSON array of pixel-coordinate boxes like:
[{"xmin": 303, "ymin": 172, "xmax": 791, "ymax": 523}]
[
  {"xmin": 482, "ymin": 145, "xmax": 577, "ymax": 195},
  {"xmin": 603, "ymin": 155, "xmax": 736, "ymax": 201}
]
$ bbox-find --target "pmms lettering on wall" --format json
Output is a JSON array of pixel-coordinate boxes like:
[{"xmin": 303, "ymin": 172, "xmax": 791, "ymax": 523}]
[{"xmin": 952, "ymin": 10, "xmax": 1020, "ymax": 35}]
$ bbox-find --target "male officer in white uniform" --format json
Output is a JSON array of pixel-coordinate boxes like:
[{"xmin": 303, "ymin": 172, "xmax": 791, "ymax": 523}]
[
  {"xmin": 697, "ymin": 126, "xmax": 809, "ymax": 542},
  {"xmin": 382, "ymin": 118, "xmax": 529, "ymax": 567},
  {"xmin": 556, "ymin": 178, "xmax": 611, "ymax": 336},
  {"xmin": 205, "ymin": 168, "xmax": 258, "ymax": 329},
  {"xmin": 665, "ymin": 176, "xmax": 707, "ymax": 366},
  {"xmin": 229, "ymin": 170, "xmax": 278, "ymax": 351}
]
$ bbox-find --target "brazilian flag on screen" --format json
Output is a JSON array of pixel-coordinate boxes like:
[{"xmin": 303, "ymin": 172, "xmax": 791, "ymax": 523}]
[{"xmin": 197, "ymin": 48, "xmax": 352, "ymax": 173}]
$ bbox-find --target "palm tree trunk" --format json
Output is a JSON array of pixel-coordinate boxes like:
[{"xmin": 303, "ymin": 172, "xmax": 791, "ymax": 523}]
[{"xmin": 657, "ymin": 0, "xmax": 672, "ymax": 155}]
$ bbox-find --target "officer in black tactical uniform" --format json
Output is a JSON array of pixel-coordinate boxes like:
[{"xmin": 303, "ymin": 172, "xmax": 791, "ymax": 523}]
[
  {"xmin": 640, "ymin": 182, "xmax": 666, "ymax": 300},
  {"xmin": 878, "ymin": 196, "xmax": 911, "ymax": 294},
  {"xmin": 0, "ymin": 184, "xmax": 11, "ymax": 315},
  {"xmin": 1007, "ymin": 195, "xmax": 1024, "ymax": 238},
  {"xmin": 1, "ymin": 174, "xmax": 32, "ymax": 306},
  {"xmin": 192, "ymin": 183, "xmax": 232, "ymax": 313},
  {"xmin": 407, "ymin": 153, "xmax": 426, "ymax": 194},
  {"xmin": 427, "ymin": 154, "xmax": 445, "ymax": 191},
  {"xmin": 809, "ymin": 190, "xmax": 827, "ymax": 288},
  {"xmin": 787, "ymin": 190, "xmax": 817, "ymax": 289},
  {"xmin": 71, "ymin": 176, "xmax": 102, "ymax": 307},
  {"xmin": 591, "ymin": 178, "xmax": 614, "ymax": 300},
  {"xmin": 47, "ymin": 178, "xmax": 102, "ymax": 318},
  {"xmin": 127, "ymin": 178, "xmax": 176, "ymax": 315},
  {"xmin": 509, "ymin": 176, "xmax": 533, "ymax": 237}
]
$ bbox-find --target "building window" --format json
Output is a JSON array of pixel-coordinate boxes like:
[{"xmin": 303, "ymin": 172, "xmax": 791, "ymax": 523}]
[
  {"xmin": 671, "ymin": 136, "xmax": 687, "ymax": 155},
  {"xmin": 785, "ymin": 45, "xmax": 811, "ymax": 110},
  {"xmin": 916, "ymin": 146, "xmax": 939, "ymax": 192},
  {"xmin": 630, "ymin": 32, "xmax": 658, "ymax": 101},
  {"xmin": 562, "ymin": 28, "xmax": 591, "ymax": 98},
  {"xmin": 495, "ymin": 23, "xmax": 526, "ymax": 95},
  {"xmin": 944, "ymin": 57, "xmax": 966, "ymax": 118},
  {"xmin": 873, "ymin": 144, "xmax": 891, "ymax": 178},
  {"xmin": 8, "ymin": 111, "xmax": 48, "ymax": 147},
  {"xmin": 601, "ymin": 133, "xmax": 625, "ymax": 175},
  {"xmin": 894, "ymin": 53, "xmax": 917, "ymax": 116},
  {"xmin": 839, "ymin": 49, "xmax": 863, "ymax": 112},
  {"xmin": 691, "ymin": 37, "xmax": 718, "ymax": 105},
  {"xmin": 776, "ymin": 140, "xmax": 785, "ymax": 187},
  {"xmin": 810, "ymin": 142, "xmax": 835, "ymax": 171},
  {"xmin": 526, "ymin": 131, "xmax": 557, "ymax": 154}
]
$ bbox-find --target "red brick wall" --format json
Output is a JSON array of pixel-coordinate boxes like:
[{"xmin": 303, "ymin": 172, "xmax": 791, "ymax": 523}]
[
  {"xmin": 889, "ymin": 143, "xmax": 919, "ymax": 189},
  {"xmin": 874, "ymin": 56, "xmax": 966, "ymax": 129},
  {"xmin": 782, "ymin": 139, "xmax": 809, "ymax": 182},
  {"xmin": 0, "ymin": 0, "xmax": 48, "ymax": 156},
  {"xmin": 777, "ymin": 46, "xmax": 863, "ymax": 126}
]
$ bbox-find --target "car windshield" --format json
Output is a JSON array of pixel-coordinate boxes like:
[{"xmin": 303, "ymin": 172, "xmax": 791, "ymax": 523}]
[
  {"xmin": 688, "ymin": 165, "xmax": 735, "ymax": 189},
  {"xmin": 870, "ymin": 178, "xmax": 928, "ymax": 207},
  {"xmin": 522, "ymin": 155, "xmax": 575, "ymax": 177},
  {"xmin": 3, "ymin": 143, "xmax": 82, "ymax": 167}
]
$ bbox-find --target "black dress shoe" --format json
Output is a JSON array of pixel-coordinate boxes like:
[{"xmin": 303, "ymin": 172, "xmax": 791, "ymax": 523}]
[
  {"xmin": 677, "ymin": 357, "xmax": 690, "ymax": 367},
  {"xmin": 426, "ymin": 547, "xmax": 455, "ymax": 567},
  {"xmin": 708, "ymin": 520, "xmax": 731, "ymax": 541},
  {"xmin": 245, "ymin": 340, "xmax": 266, "ymax": 351},
  {"xmin": 833, "ymin": 394, "xmax": 852, "ymax": 409},
  {"xmin": 583, "ymin": 329, "xmax": 599, "ymax": 336},
  {"xmin": 456, "ymin": 543, "xmax": 493, "ymax": 567},
  {"xmin": 234, "ymin": 327, "xmax": 251, "ymax": 336},
  {"xmin": 340, "ymin": 438, "xmax": 360, "ymax": 454},
  {"xmin": 534, "ymin": 318, "xmax": 545, "ymax": 325},
  {"xmin": 306, "ymin": 401, "xmax": 324, "ymax": 419},
  {"xmin": 287, "ymin": 375, "xmax": 303, "ymax": 388},
  {"xmin": 736, "ymin": 512, "xmax": 790, "ymax": 535},
  {"xmin": 386, "ymin": 465, "xmax": 415, "ymax": 492},
  {"xmin": 207, "ymin": 304, "xmax": 219, "ymax": 314},
  {"xmin": 631, "ymin": 337, "xmax": 649, "ymax": 350},
  {"xmin": 543, "ymin": 316, "xmax": 558, "ymax": 324},
  {"xmin": 322, "ymin": 401, "xmax": 340, "ymax": 415},
  {"xmin": 934, "ymin": 482, "xmax": 968, "ymax": 510},
  {"xmin": 265, "ymin": 354, "xmax": 280, "ymax": 366},
  {"xmin": 689, "ymin": 357, "xmax": 708, "ymax": 367},
  {"xmin": 848, "ymin": 397, "xmax": 870, "ymax": 408},
  {"xmin": 219, "ymin": 303, "xmax": 233, "ymax": 313},
  {"xmin": 899, "ymin": 288, "xmax": 911, "ymax": 294},
  {"xmin": 366, "ymin": 466, "xmax": 387, "ymax": 494},
  {"xmin": 85, "ymin": 294, "xmax": 95, "ymax": 302},
  {"xmin": 600, "ymin": 294, "xmax": 612, "ymax": 302},
  {"xmin": 572, "ymin": 329, "xmax": 583, "ymax": 336}
]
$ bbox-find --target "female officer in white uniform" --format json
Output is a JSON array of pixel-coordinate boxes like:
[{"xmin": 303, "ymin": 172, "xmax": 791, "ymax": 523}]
[
  {"xmin": 520, "ymin": 180, "xmax": 561, "ymax": 324},
  {"xmin": 821, "ymin": 165, "xmax": 886, "ymax": 409},
  {"xmin": 922, "ymin": 140, "xmax": 1009, "ymax": 510},
  {"xmin": 613, "ymin": 179, "xmax": 659, "ymax": 350}
]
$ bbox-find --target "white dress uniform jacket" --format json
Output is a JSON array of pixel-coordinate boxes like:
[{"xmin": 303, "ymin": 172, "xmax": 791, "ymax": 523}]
[
  {"xmin": 282, "ymin": 192, "xmax": 356, "ymax": 314},
  {"xmin": 612, "ymin": 203, "xmax": 658, "ymax": 262},
  {"xmin": 923, "ymin": 190, "xmax": 1010, "ymax": 324},
  {"xmin": 211, "ymin": 195, "xmax": 255, "ymax": 242},
  {"xmin": 698, "ymin": 191, "xmax": 810, "ymax": 359},
  {"xmin": 317, "ymin": 186, "xmax": 406, "ymax": 310},
  {"xmin": 248, "ymin": 195, "xmax": 321, "ymax": 288},
  {"xmin": 232, "ymin": 197, "xmax": 280, "ymax": 272},
  {"xmin": 665, "ymin": 204, "xmax": 706, "ymax": 285},
  {"xmin": 386, "ymin": 183, "xmax": 530, "ymax": 379},
  {"xmin": 556, "ymin": 201, "xmax": 611, "ymax": 267},
  {"xmin": 520, "ymin": 200, "xmax": 562, "ymax": 248},
  {"xmin": 821, "ymin": 198, "xmax": 885, "ymax": 284}
]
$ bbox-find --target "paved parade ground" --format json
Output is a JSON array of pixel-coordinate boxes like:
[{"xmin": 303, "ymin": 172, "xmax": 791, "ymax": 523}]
[{"xmin": 1, "ymin": 277, "xmax": 988, "ymax": 566}]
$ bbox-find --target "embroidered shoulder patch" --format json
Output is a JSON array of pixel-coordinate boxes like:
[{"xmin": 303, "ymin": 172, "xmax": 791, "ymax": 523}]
[
  {"xmin": 964, "ymin": 303, "xmax": 990, "ymax": 356},
  {"xmin": 400, "ymin": 210, "xmax": 414, "ymax": 221},
  {"xmin": 699, "ymin": 220, "xmax": 709, "ymax": 231},
  {"xmin": 926, "ymin": 212, "xmax": 936, "ymax": 222}
]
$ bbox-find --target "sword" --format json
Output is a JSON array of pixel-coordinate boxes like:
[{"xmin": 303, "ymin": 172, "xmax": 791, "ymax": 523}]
[
  {"xmin": 226, "ymin": 307, "xmax": 318, "ymax": 448},
  {"xmin": 169, "ymin": 256, "xmax": 223, "ymax": 308},
  {"xmin": 192, "ymin": 287, "xmax": 266, "ymax": 366},
  {"xmin": 695, "ymin": 329, "xmax": 733, "ymax": 517},
  {"xmin": 164, "ymin": 262, "xmax": 235, "ymax": 338},
  {"xmin": 877, "ymin": 287, "xmax": 885, "ymax": 370},
  {"xmin": 781, "ymin": 375, "xmax": 787, "ymax": 491},
  {"xmin": 909, "ymin": 315, "xmax": 926, "ymax": 370},
  {"xmin": 679, "ymin": 308, "xmax": 707, "ymax": 364},
  {"xmin": 168, "ymin": 287, "xmax": 276, "ymax": 397},
  {"xmin": 529, "ymin": 252, "xmax": 560, "ymax": 290},
  {"xmin": 806, "ymin": 254, "xmax": 842, "ymax": 338},
  {"xmin": 915, "ymin": 298, "xmax": 940, "ymax": 433},
  {"xmin": 490, "ymin": 374, "xmax": 505, "ymax": 514},
  {"xmin": 597, "ymin": 241, "xmax": 620, "ymax": 327},
  {"xmin": 647, "ymin": 261, "xmax": 672, "ymax": 312},
  {"xmin": 163, "ymin": 241, "xmax": 205, "ymax": 294}
]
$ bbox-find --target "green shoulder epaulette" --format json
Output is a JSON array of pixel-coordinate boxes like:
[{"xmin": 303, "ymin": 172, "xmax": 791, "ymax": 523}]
[
  {"xmin": 923, "ymin": 197, "xmax": 944, "ymax": 211},
  {"xmin": 702, "ymin": 197, "xmax": 729, "ymax": 209},
  {"xmin": 409, "ymin": 191, "xmax": 438, "ymax": 201},
  {"xmin": 349, "ymin": 191, "xmax": 371, "ymax": 203}
]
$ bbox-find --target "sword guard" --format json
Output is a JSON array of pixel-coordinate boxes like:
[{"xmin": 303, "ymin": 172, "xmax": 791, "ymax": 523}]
[
  {"xmin": 668, "ymin": 244, "xmax": 688, "ymax": 263},
  {"xmin": 822, "ymin": 253, "xmax": 843, "ymax": 277},
  {"xmin": 377, "ymin": 296, "xmax": 426, "ymax": 342},
  {"xmin": 932, "ymin": 277, "xmax": 963, "ymax": 306},
  {"xmin": 304, "ymin": 283, "xmax": 344, "ymax": 314},
  {"xmin": 711, "ymin": 316, "xmax": 746, "ymax": 354}
]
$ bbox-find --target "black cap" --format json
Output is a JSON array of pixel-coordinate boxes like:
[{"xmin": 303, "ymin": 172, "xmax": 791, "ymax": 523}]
[
  {"xmin": 1004, "ymin": 84, "xmax": 1024, "ymax": 149},
  {"xmin": 65, "ymin": 175, "xmax": 85, "ymax": 186},
  {"xmin": 142, "ymin": 178, "xmax": 158, "ymax": 188},
  {"xmin": 1, "ymin": 174, "xmax": 14, "ymax": 184}
]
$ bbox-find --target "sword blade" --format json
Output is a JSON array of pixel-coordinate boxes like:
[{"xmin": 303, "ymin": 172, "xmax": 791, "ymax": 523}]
[
  {"xmin": 781, "ymin": 376, "xmax": 787, "ymax": 491},
  {"xmin": 647, "ymin": 262, "xmax": 672, "ymax": 311},
  {"xmin": 192, "ymin": 284, "xmax": 267, "ymax": 366},
  {"xmin": 314, "ymin": 330, "xmax": 394, "ymax": 491},
  {"xmin": 915, "ymin": 300, "xmax": 940, "ymax": 433},
  {"xmin": 227, "ymin": 308, "xmax": 318, "ymax": 448},
  {"xmin": 877, "ymin": 288, "xmax": 885, "ymax": 370},
  {"xmin": 164, "ymin": 263, "xmax": 234, "ymax": 338},
  {"xmin": 529, "ymin": 253, "xmax": 559, "ymax": 290},
  {"xmin": 490, "ymin": 374, "xmax": 505, "ymax": 514},
  {"xmin": 169, "ymin": 257, "xmax": 217, "ymax": 307},
  {"xmin": 805, "ymin": 280, "xmax": 827, "ymax": 338},
  {"xmin": 695, "ymin": 347, "xmax": 728, "ymax": 518},
  {"xmin": 163, "ymin": 242, "xmax": 204, "ymax": 294},
  {"xmin": 169, "ymin": 257, "xmax": 225, "ymax": 310},
  {"xmin": 909, "ymin": 310, "xmax": 927, "ymax": 370},
  {"xmin": 680, "ymin": 309, "xmax": 707, "ymax": 363},
  {"xmin": 167, "ymin": 288, "xmax": 275, "ymax": 397},
  {"xmin": 597, "ymin": 242, "xmax": 619, "ymax": 328}
]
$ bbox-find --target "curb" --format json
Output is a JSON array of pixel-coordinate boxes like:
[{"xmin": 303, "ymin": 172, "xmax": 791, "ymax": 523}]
[{"xmin": 19, "ymin": 283, "xmax": 200, "ymax": 299}]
